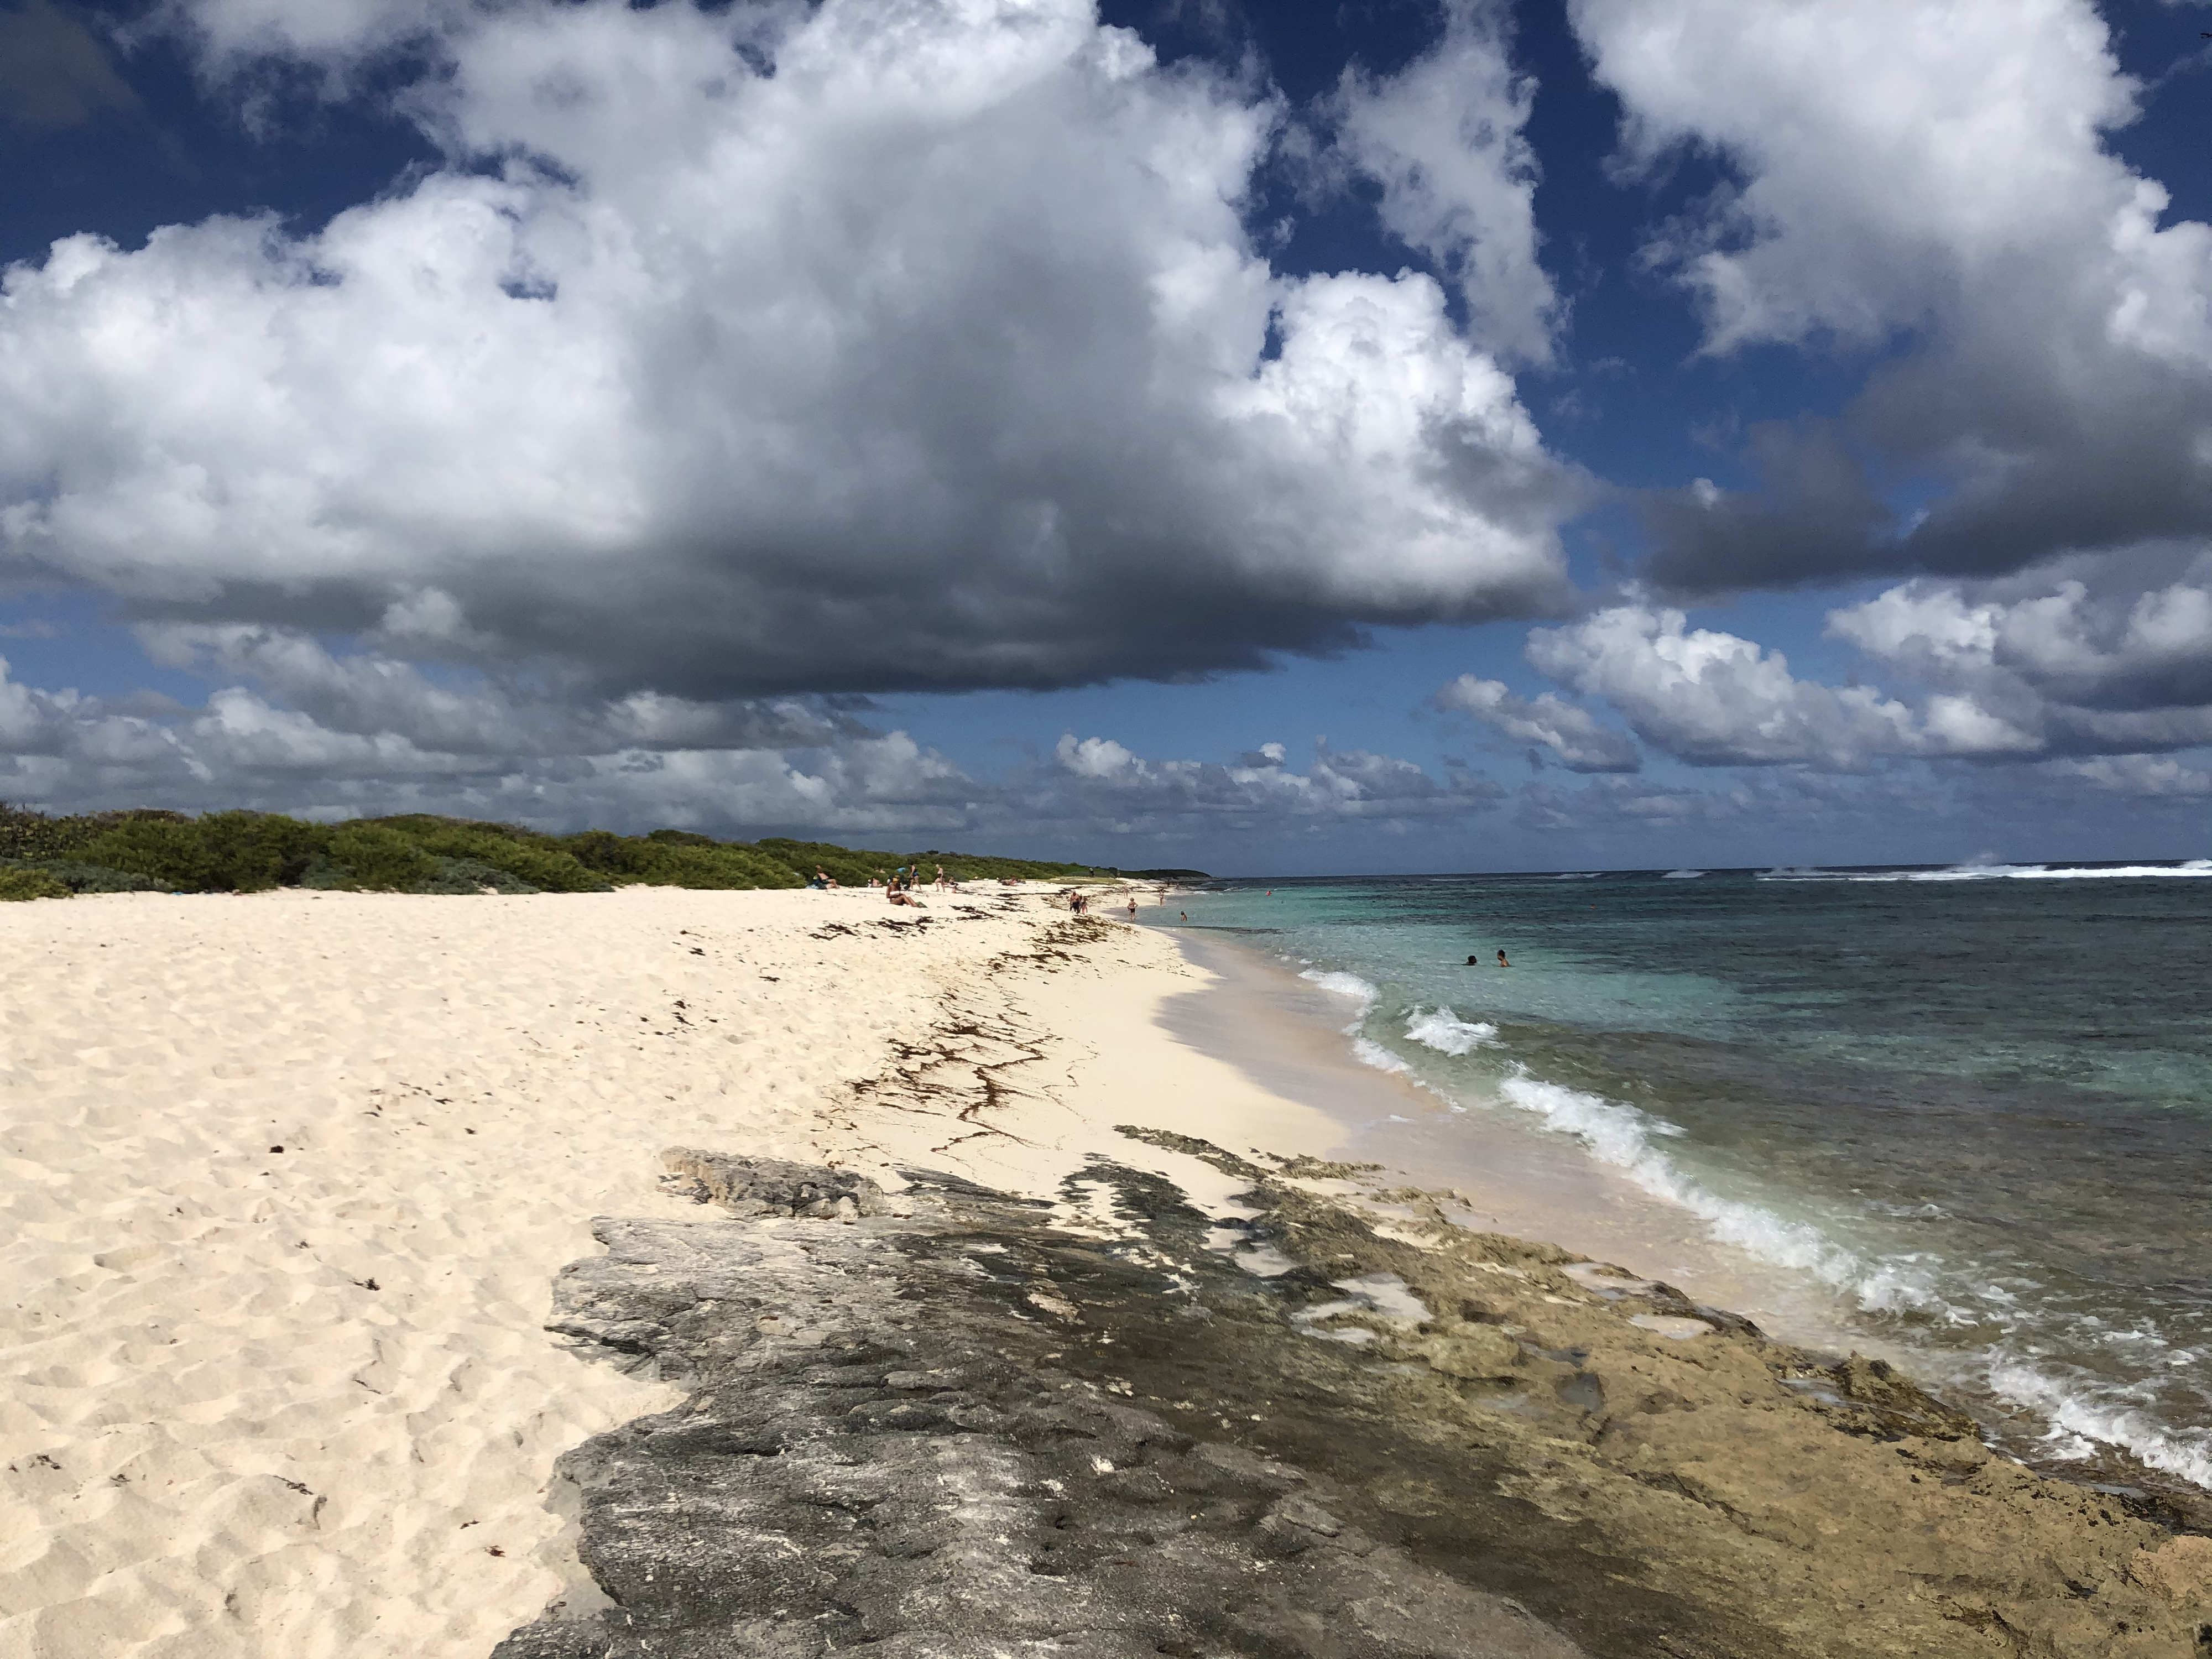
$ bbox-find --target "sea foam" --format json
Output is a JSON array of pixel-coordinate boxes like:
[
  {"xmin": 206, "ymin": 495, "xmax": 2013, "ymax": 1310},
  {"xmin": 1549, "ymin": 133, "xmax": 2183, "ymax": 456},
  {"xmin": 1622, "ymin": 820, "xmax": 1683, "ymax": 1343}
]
[
  {"xmin": 1298, "ymin": 969, "xmax": 1379, "ymax": 1009},
  {"xmin": 1984, "ymin": 1359, "xmax": 2212, "ymax": 1490},
  {"xmin": 1402, "ymin": 1007, "xmax": 1500, "ymax": 1056},
  {"xmin": 1350, "ymin": 1037, "xmax": 1413, "ymax": 1076},
  {"xmin": 1763, "ymin": 859, "xmax": 2212, "ymax": 883},
  {"xmin": 1492, "ymin": 1068, "xmax": 1943, "ymax": 1312}
]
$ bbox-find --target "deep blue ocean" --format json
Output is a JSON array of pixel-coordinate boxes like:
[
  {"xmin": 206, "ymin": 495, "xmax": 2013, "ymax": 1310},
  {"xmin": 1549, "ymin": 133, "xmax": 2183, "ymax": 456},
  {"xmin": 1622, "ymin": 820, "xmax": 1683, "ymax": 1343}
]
[{"xmin": 1171, "ymin": 859, "xmax": 2212, "ymax": 1490}]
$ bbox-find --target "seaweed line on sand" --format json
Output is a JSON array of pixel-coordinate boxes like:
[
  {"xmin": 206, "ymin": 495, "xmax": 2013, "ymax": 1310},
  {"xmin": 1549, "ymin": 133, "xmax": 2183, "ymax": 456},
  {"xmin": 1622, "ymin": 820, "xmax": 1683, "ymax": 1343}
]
[{"xmin": 822, "ymin": 915, "xmax": 1124, "ymax": 1162}]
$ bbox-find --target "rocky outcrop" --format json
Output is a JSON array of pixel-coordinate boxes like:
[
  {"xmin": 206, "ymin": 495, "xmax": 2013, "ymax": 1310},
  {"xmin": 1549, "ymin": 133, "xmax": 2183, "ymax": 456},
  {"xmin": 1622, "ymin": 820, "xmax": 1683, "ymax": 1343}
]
[
  {"xmin": 498, "ymin": 1148, "xmax": 2212, "ymax": 1659},
  {"xmin": 657, "ymin": 1149, "xmax": 895, "ymax": 1220}
]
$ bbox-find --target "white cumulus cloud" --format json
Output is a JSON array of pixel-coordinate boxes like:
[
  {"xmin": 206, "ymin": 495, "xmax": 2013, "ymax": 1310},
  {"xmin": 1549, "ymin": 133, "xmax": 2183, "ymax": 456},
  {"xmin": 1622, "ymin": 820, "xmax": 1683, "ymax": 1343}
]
[
  {"xmin": 1330, "ymin": 0, "xmax": 1556, "ymax": 363},
  {"xmin": 1525, "ymin": 605, "xmax": 2040, "ymax": 769},
  {"xmin": 1572, "ymin": 0, "xmax": 2212, "ymax": 589},
  {"xmin": 1430, "ymin": 675, "xmax": 1639, "ymax": 771},
  {"xmin": 0, "ymin": 0, "xmax": 1580, "ymax": 702}
]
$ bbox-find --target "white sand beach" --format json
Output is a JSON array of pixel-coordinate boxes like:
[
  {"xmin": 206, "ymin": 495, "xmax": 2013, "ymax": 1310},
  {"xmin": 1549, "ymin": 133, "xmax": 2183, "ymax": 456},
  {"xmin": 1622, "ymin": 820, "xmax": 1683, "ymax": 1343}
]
[{"xmin": 0, "ymin": 885, "xmax": 1344, "ymax": 1658}]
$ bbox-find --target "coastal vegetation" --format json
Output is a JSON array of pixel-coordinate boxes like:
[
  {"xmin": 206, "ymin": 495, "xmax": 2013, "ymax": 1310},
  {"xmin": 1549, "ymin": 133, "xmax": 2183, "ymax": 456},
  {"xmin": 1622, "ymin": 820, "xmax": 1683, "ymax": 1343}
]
[{"xmin": 0, "ymin": 803, "xmax": 1191, "ymax": 900}]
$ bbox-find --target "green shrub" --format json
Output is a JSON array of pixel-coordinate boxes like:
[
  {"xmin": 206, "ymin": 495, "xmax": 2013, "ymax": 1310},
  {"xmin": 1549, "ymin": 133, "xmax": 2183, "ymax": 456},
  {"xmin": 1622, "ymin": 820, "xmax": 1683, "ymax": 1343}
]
[
  {"xmin": 562, "ymin": 829, "xmax": 639, "ymax": 874},
  {"xmin": 753, "ymin": 837, "xmax": 1112, "ymax": 887},
  {"xmin": 0, "ymin": 858, "xmax": 166, "ymax": 894},
  {"xmin": 79, "ymin": 811, "xmax": 330, "ymax": 893},
  {"xmin": 296, "ymin": 855, "xmax": 361, "ymax": 891},
  {"xmin": 325, "ymin": 822, "xmax": 439, "ymax": 891},
  {"xmin": 369, "ymin": 818, "xmax": 611, "ymax": 893},
  {"xmin": 6, "ymin": 803, "xmax": 1150, "ymax": 896},
  {"xmin": 0, "ymin": 867, "xmax": 73, "ymax": 901},
  {"xmin": 409, "ymin": 857, "xmax": 539, "ymax": 895},
  {"xmin": 753, "ymin": 838, "xmax": 901, "ymax": 887},
  {"xmin": 0, "ymin": 804, "xmax": 189, "ymax": 861},
  {"xmin": 559, "ymin": 830, "xmax": 801, "ymax": 890},
  {"xmin": 645, "ymin": 841, "xmax": 804, "ymax": 890}
]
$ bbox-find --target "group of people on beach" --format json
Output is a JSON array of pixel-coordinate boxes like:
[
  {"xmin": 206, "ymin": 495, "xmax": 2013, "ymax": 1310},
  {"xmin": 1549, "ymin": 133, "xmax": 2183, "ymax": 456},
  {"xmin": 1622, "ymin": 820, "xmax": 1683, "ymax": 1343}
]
[
  {"xmin": 1055, "ymin": 886, "xmax": 1160, "ymax": 920},
  {"xmin": 802, "ymin": 862, "xmax": 957, "ymax": 907}
]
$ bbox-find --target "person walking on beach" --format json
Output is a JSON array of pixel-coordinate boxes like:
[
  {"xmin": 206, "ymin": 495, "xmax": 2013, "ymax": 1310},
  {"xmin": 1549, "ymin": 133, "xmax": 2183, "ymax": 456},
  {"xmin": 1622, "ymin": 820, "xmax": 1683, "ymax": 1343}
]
[{"xmin": 1126, "ymin": 897, "xmax": 1137, "ymax": 920}]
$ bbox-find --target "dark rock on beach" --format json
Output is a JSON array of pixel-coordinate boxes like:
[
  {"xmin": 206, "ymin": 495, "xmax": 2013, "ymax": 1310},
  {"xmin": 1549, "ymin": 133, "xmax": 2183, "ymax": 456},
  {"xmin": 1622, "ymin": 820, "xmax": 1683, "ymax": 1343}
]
[
  {"xmin": 497, "ymin": 1147, "xmax": 2212, "ymax": 1659},
  {"xmin": 658, "ymin": 1148, "xmax": 896, "ymax": 1220}
]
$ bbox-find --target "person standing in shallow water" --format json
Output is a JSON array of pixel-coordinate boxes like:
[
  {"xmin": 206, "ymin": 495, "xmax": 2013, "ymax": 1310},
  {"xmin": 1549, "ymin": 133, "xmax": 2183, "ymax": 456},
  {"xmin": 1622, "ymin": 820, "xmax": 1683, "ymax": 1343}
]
[{"xmin": 1496, "ymin": 948, "xmax": 1510, "ymax": 967}]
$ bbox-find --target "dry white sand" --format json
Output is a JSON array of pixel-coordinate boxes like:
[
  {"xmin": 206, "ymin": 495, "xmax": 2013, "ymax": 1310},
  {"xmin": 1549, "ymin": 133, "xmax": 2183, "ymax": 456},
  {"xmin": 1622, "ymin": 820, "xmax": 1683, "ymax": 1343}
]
[{"xmin": 0, "ymin": 885, "xmax": 1346, "ymax": 1658}]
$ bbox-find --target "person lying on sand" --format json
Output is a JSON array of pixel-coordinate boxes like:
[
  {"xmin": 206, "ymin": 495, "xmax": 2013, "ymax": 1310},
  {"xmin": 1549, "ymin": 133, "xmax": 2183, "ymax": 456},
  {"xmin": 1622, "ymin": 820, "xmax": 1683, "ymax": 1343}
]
[{"xmin": 888, "ymin": 888, "xmax": 925, "ymax": 907}]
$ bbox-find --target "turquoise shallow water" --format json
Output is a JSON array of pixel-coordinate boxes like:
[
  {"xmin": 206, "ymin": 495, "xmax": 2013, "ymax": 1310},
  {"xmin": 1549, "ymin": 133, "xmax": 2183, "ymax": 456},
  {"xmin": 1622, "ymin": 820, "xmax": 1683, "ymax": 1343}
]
[{"xmin": 1167, "ymin": 859, "xmax": 2212, "ymax": 1489}]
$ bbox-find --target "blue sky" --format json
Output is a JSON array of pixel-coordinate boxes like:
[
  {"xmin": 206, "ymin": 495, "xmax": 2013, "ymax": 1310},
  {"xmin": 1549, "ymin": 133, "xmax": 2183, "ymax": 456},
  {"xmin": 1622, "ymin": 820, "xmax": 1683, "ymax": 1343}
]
[{"xmin": 2, "ymin": 0, "xmax": 2209, "ymax": 874}]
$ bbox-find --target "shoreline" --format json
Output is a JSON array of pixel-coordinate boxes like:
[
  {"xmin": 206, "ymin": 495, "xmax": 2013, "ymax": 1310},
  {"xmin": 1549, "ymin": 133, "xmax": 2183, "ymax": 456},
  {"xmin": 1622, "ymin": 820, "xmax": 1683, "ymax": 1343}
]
[
  {"xmin": 6, "ymin": 886, "xmax": 2210, "ymax": 1656},
  {"xmin": 1151, "ymin": 916, "xmax": 2212, "ymax": 1525},
  {"xmin": 1152, "ymin": 924, "xmax": 1859, "ymax": 1339}
]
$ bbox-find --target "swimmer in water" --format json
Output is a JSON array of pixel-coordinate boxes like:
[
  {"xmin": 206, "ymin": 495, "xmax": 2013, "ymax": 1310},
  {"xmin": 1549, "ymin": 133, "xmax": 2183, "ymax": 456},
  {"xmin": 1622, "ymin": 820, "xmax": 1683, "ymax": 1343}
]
[
  {"xmin": 1466, "ymin": 954, "xmax": 1480, "ymax": 966},
  {"xmin": 1496, "ymin": 948, "xmax": 1510, "ymax": 967}
]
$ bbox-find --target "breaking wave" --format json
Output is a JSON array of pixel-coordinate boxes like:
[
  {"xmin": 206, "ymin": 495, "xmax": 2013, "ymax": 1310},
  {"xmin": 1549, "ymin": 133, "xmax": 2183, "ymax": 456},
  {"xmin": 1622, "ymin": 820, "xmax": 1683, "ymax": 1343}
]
[
  {"xmin": 1402, "ymin": 1007, "xmax": 1500, "ymax": 1056},
  {"xmin": 1762, "ymin": 859, "xmax": 2212, "ymax": 883},
  {"xmin": 1985, "ymin": 1360, "xmax": 2212, "ymax": 1491},
  {"xmin": 1298, "ymin": 969, "xmax": 1379, "ymax": 1009},
  {"xmin": 1491, "ymin": 1069, "xmax": 1945, "ymax": 1313}
]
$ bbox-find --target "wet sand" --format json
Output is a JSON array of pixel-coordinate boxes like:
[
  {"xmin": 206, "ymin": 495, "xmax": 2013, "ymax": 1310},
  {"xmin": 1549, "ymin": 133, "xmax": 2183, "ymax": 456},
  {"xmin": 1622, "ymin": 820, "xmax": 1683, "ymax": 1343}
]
[{"xmin": 1156, "ymin": 926, "xmax": 1867, "ymax": 1348}]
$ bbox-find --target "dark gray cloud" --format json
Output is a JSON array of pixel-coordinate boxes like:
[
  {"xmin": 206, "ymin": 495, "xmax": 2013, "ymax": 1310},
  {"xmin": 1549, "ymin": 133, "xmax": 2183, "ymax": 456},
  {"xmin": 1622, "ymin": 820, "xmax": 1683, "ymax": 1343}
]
[
  {"xmin": 1575, "ymin": 0, "xmax": 2212, "ymax": 597},
  {"xmin": 0, "ymin": 0, "xmax": 140, "ymax": 132},
  {"xmin": 1637, "ymin": 420, "xmax": 1895, "ymax": 593},
  {"xmin": 1825, "ymin": 553, "xmax": 2212, "ymax": 755},
  {"xmin": 0, "ymin": 0, "xmax": 1583, "ymax": 703}
]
